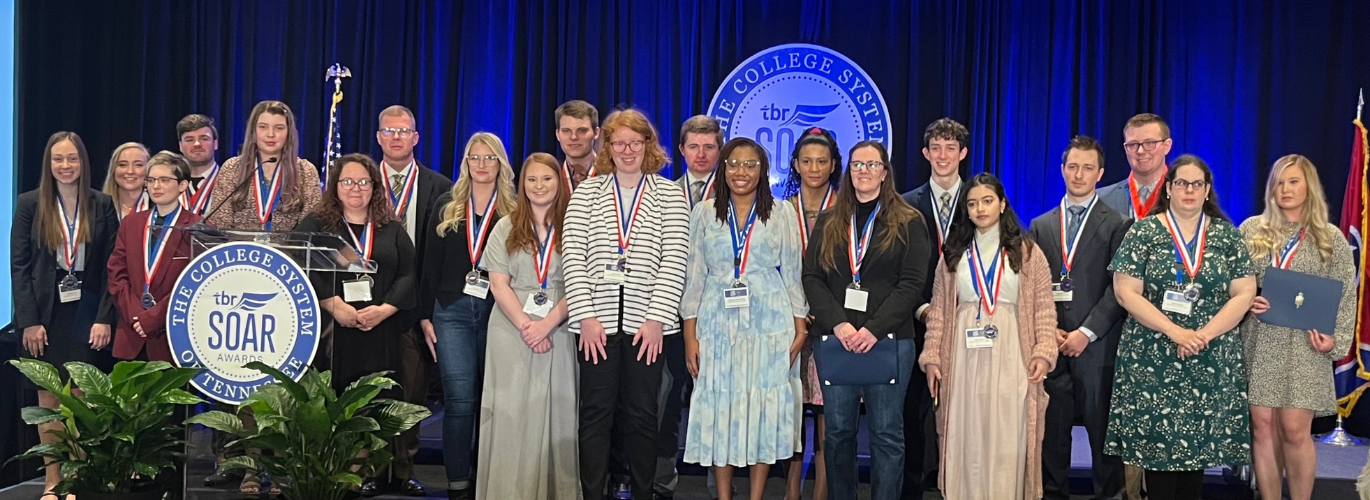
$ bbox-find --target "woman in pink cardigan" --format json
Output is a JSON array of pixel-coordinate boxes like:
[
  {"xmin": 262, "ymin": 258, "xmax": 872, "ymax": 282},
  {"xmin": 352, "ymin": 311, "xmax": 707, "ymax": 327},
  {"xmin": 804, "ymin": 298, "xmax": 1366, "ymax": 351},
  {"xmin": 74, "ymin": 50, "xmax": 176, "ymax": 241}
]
[{"xmin": 919, "ymin": 173, "xmax": 1058, "ymax": 500}]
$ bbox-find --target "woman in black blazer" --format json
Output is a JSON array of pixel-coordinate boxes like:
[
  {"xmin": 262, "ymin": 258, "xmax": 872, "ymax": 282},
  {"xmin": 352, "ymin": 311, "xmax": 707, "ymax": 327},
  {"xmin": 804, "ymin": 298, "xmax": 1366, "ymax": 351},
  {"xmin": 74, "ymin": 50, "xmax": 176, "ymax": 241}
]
[
  {"xmin": 801, "ymin": 141, "xmax": 930, "ymax": 500},
  {"xmin": 11, "ymin": 131, "xmax": 120, "ymax": 498}
]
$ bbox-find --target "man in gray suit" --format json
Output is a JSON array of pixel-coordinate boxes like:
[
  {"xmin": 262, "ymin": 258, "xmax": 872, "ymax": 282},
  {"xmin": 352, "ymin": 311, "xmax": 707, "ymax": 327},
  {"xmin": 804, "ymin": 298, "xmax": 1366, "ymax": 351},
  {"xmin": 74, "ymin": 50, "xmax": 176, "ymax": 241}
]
[
  {"xmin": 1029, "ymin": 136, "xmax": 1131, "ymax": 500},
  {"xmin": 1097, "ymin": 113, "xmax": 1173, "ymax": 220}
]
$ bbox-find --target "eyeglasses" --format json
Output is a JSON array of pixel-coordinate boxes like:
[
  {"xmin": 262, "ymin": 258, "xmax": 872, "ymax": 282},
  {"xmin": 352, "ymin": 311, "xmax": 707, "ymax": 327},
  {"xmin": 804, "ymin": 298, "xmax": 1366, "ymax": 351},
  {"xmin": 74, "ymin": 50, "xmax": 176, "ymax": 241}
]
[
  {"xmin": 1170, "ymin": 179, "xmax": 1208, "ymax": 191},
  {"xmin": 466, "ymin": 155, "xmax": 500, "ymax": 166},
  {"xmin": 723, "ymin": 159, "xmax": 761, "ymax": 171},
  {"xmin": 610, "ymin": 141, "xmax": 646, "ymax": 153},
  {"xmin": 1123, "ymin": 139, "xmax": 1166, "ymax": 153},
  {"xmin": 339, "ymin": 178, "xmax": 374, "ymax": 189},
  {"xmin": 848, "ymin": 161, "xmax": 887, "ymax": 172},
  {"xmin": 144, "ymin": 176, "xmax": 180, "ymax": 187},
  {"xmin": 379, "ymin": 127, "xmax": 415, "ymax": 138}
]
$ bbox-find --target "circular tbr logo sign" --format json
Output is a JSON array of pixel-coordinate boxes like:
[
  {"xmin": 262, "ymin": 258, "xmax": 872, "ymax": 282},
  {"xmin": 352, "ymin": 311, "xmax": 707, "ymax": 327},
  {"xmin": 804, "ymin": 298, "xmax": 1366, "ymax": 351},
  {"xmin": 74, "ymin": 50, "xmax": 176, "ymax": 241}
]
[
  {"xmin": 167, "ymin": 242, "xmax": 321, "ymax": 404},
  {"xmin": 707, "ymin": 43, "xmax": 892, "ymax": 192}
]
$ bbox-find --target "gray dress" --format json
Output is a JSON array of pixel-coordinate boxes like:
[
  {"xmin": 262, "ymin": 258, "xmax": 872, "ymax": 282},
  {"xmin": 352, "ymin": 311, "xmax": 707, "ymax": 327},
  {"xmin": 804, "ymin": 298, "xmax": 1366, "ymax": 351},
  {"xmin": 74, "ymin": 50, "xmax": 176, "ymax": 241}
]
[
  {"xmin": 1238, "ymin": 218, "xmax": 1357, "ymax": 416},
  {"xmin": 474, "ymin": 218, "xmax": 581, "ymax": 500}
]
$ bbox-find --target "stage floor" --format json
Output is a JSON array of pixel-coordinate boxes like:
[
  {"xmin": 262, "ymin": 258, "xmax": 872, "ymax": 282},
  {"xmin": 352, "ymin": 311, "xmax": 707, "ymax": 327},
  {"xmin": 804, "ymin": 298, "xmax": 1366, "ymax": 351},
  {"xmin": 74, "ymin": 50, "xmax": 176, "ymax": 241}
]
[{"xmin": 1, "ymin": 413, "xmax": 1363, "ymax": 500}]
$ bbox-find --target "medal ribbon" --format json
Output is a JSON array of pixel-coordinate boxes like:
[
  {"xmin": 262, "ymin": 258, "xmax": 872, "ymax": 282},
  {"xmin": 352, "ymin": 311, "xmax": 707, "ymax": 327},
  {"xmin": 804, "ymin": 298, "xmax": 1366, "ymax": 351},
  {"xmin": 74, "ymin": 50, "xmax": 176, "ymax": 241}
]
[
  {"xmin": 847, "ymin": 202, "xmax": 881, "ymax": 284},
  {"xmin": 344, "ymin": 219, "xmax": 375, "ymax": 261},
  {"xmin": 143, "ymin": 206, "xmax": 181, "ymax": 295},
  {"xmin": 612, "ymin": 175, "xmax": 646, "ymax": 256},
  {"xmin": 253, "ymin": 160, "xmax": 283, "ymax": 231},
  {"xmin": 728, "ymin": 197, "xmax": 759, "ymax": 281},
  {"xmin": 184, "ymin": 163, "xmax": 220, "ymax": 215},
  {"xmin": 383, "ymin": 161, "xmax": 418, "ymax": 219},
  {"xmin": 795, "ymin": 186, "xmax": 834, "ymax": 254},
  {"xmin": 56, "ymin": 193, "xmax": 80, "ymax": 272},
  {"xmin": 1164, "ymin": 210, "xmax": 1207, "ymax": 285},
  {"xmin": 1127, "ymin": 168, "xmax": 1167, "ymax": 218},
  {"xmin": 532, "ymin": 223, "xmax": 556, "ymax": 290},
  {"xmin": 1274, "ymin": 229, "xmax": 1305, "ymax": 269},
  {"xmin": 687, "ymin": 170, "xmax": 716, "ymax": 209},
  {"xmin": 1058, "ymin": 195, "xmax": 1098, "ymax": 277},
  {"xmin": 968, "ymin": 243, "xmax": 1006, "ymax": 320},
  {"xmin": 467, "ymin": 194, "xmax": 497, "ymax": 270},
  {"xmin": 930, "ymin": 188, "xmax": 959, "ymax": 244}
]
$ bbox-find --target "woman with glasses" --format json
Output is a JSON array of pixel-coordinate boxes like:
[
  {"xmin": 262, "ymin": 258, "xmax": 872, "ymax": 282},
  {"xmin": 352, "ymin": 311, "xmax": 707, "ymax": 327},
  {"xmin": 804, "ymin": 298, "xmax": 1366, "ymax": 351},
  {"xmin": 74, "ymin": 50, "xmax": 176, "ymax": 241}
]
[
  {"xmin": 1239, "ymin": 155, "xmax": 1355, "ymax": 500},
  {"xmin": 801, "ymin": 141, "xmax": 930, "ymax": 500},
  {"xmin": 418, "ymin": 133, "xmax": 517, "ymax": 498},
  {"xmin": 102, "ymin": 142, "xmax": 151, "ymax": 221},
  {"xmin": 919, "ymin": 173, "xmax": 1058, "ymax": 500},
  {"xmin": 562, "ymin": 109, "xmax": 689, "ymax": 500},
  {"xmin": 108, "ymin": 151, "xmax": 201, "ymax": 362},
  {"xmin": 680, "ymin": 138, "xmax": 808, "ymax": 500},
  {"xmin": 1106, "ymin": 155, "xmax": 1257, "ymax": 500}
]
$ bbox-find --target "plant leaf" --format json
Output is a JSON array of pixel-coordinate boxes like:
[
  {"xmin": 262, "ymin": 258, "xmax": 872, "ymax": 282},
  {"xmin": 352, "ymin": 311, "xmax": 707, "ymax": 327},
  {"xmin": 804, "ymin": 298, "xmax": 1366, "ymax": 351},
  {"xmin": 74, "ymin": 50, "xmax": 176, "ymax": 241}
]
[
  {"xmin": 219, "ymin": 455, "xmax": 259, "ymax": 473},
  {"xmin": 63, "ymin": 362, "xmax": 112, "ymax": 397},
  {"xmin": 327, "ymin": 473, "xmax": 363, "ymax": 487},
  {"xmin": 9, "ymin": 359, "xmax": 62, "ymax": 393},
  {"xmin": 142, "ymin": 367, "xmax": 203, "ymax": 402},
  {"xmin": 296, "ymin": 395, "xmax": 331, "ymax": 443},
  {"xmin": 244, "ymin": 361, "xmax": 308, "ymax": 402},
  {"xmin": 330, "ymin": 385, "xmax": 380, "ymax": 421},
  {"xmin": 184, "ymin": 411, "xmax": 245, "ymax": 435},
  {"xmin": 156, "ymin": 388, "xmax": 205, "ymax": 405},
  {"xmin": 20, "ymin": 406, "xmax": 64, "ymax": 425},
  {"xmin": 372, "ymin": 401, "xmax": 431, "ymax": 438},
  {"xmin": 334, "ymin": 416, "xmax": 380, "ymax": 435}
]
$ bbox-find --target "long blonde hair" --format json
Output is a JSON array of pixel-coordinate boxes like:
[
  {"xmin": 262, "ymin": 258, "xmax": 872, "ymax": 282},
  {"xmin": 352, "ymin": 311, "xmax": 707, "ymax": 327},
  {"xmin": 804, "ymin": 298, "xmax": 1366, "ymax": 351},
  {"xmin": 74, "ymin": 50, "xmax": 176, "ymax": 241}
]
[
  {"xmin": 435, "ymin": 132, "xmax": 517, "ymax": 235},
  {"xmin": 102, "ymin": 142, "xmax": 150, "ymax": 199},
  {"xmin": 1246, "ymin": 154, "xmax": 1340, "ymax": 266}
]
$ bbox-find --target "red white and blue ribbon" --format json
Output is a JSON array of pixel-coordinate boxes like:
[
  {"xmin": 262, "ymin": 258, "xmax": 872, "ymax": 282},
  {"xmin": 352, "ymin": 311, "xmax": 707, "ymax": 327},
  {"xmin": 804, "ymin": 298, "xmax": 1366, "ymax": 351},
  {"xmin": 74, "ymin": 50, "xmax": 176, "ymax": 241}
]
[
  {"xmin": 1164, "ymin": 210, "xmax": 1207, "ymax": 285},
  {"xmin": 119, "ymin": 191, "xmax": 150, "ymax": 221},
  {"xmin": 687, "ymin": 170, "xmax": 716, "ymax": 209},
  {"xmin": 795, "ymin": 186, "xmax": 834, "ymax": 254},
  {"xmin": 56, "ymin": 193, "xmax": 80, "ymax": 271},
  {"xmin": 612, "ymin": 175, "xmax": 646, "ymax": 256},
  {"xmin": 532, "ymin": 223, "xmax": 556, "ymax": 290},
  {"xmin": 728, "ymin": 197, "xmax": 758, "ymax": 281},
  {"xmin": 143, "ymin": 205, "xmax": 182, "ymax": 295},
  {"xmin": 1273, "ymin": 229, "xmax": 1305, "ymax": 269},
  {"xmin": 847, "ymin": 202, "xmax": 881, "ymax": 284},
  {"xmin": 344, "ymin": 219, "xmax": 375, "ymax": 261},
  {"xmin": 968, "ymin": 242, "xmax": 1006, "ymax": 319},
  {"xmin": 183, "ymin": 163, "xmax": 220, "ymax": 215},
  {"xmin": 383, "ymin": 161, "xmax": 418, "ymax": 219},
  {"xmin": 254, "ymin": 160, "xmax": 283, "ymax": 231},
  {"xmin": 930, "ymin": 188, "xmax": 959, "ymax": 243},
  {"xmin": 467, "ymin": 194, "xmax": 497, "ymax": 269},
  {"xmin": 1058, "ymin": 195, "xmax": 1097, "ymax": 277}
]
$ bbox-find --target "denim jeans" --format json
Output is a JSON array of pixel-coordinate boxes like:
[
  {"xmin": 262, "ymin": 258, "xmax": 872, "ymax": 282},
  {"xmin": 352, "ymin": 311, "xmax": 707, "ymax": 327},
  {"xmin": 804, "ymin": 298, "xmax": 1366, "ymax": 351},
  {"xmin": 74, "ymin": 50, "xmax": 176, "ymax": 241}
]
[
  {"xmin": 431, "ymin": 297, "xmax": 494, "ymax": 489},
  {"xmin": 821, "ymin": 339, "xmax": 916, "ymax": 500}
]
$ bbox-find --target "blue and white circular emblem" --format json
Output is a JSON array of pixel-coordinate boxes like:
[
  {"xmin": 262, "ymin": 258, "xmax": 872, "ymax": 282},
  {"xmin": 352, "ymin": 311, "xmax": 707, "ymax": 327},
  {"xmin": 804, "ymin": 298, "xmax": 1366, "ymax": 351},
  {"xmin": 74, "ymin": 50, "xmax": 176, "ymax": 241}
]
[
  {"xmin": 167, "ymin": 242, "xmax": 321, "ymax": 404},
  {"xmin": 707, "ymin": 43, "xmax": 892, "ymax": 191}
]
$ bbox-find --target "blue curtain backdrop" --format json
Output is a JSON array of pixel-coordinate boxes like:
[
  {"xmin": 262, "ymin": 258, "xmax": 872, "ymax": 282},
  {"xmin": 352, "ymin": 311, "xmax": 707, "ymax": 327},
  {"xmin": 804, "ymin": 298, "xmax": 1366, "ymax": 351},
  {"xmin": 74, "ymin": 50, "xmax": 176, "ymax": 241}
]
[{"xmin": 7, "ymin": 0, "xmax": 1370, "ymax": 481}]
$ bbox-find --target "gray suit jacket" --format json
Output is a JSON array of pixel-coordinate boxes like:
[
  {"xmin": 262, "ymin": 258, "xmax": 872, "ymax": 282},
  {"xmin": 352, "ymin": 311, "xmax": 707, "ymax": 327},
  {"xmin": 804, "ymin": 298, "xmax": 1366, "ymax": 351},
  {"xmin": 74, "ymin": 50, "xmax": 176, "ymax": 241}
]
[
  {"xmin": 1027, "ymin": 199, "xmax": 1132, "ymax": 351},
  {"xmin": 1097, "ymin": 179, "xmax": 1133, "ymax": 219}
]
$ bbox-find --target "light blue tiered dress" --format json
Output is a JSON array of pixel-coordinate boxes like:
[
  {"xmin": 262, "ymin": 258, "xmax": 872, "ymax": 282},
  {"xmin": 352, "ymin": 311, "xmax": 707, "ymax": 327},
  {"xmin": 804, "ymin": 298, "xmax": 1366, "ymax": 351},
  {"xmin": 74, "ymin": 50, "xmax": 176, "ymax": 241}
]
[{"xmin": 680, "ymin": 200, "xmax": 808, "ymax": 467}]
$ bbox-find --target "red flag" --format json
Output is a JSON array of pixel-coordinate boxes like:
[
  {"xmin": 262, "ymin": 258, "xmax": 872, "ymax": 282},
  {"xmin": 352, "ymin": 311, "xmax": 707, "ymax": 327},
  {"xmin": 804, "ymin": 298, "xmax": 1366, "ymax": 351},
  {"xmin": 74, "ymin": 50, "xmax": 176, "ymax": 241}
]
[{"xmin": 1335, "ymin": 115, "xmax": 1370, "ymax": 417}]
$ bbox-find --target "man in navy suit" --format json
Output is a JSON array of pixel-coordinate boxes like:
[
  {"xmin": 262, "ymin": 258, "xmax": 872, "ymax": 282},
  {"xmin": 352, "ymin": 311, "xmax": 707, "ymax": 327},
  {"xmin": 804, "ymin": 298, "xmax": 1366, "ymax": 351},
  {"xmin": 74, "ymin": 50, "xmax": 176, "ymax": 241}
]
[
  {"xmin": 1028, "ymin": 136, "xmax": 1131, "ymax": 500},
  {"xmin": 899, "ymin": 118, "xmax": 971, "ymax": 499},
  {"xmin": 1097, "ymin": 113, "xmax": 1173, "ymax": 220}
]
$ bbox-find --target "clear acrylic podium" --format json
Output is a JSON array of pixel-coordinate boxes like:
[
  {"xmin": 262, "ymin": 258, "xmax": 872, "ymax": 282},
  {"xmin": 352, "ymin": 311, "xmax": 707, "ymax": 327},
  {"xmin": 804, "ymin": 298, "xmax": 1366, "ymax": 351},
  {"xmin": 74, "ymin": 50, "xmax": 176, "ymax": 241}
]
[{"xmin": 172, "ymin": 226, "xmax": 376, "ymax": 500}]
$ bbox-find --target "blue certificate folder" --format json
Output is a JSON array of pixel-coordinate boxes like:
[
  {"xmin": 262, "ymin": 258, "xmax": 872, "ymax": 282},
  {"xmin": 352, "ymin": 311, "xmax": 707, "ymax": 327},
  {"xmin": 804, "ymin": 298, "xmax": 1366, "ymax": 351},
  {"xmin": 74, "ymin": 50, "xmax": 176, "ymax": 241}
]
[
  {"xmin": 1256, "ymin": 266, "xmax": 1343, "ymax": 334},
  {"xmin": 815, "ymin": 333, "xmax": 898, "ymax": 386}
]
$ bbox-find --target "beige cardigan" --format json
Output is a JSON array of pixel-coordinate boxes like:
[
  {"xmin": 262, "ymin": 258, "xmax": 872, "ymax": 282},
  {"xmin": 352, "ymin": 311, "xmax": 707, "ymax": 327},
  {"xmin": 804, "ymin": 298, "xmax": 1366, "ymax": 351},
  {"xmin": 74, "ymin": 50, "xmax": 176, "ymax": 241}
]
[{"xmin": 918, "ymin": 241, "xmax": 1059, "ymax": 500}]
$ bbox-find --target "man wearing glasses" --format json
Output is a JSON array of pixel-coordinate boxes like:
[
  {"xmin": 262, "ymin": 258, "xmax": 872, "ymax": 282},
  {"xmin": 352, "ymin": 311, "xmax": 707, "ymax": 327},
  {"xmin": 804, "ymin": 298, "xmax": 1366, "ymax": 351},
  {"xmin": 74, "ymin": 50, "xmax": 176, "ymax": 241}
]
[
  {"xmin": 366, "ymin": 104, "xmax": 453, "ymax": 497},
  {"xmin": 554, "ymin": 100, "xmax": 600, "ymax": 191},
  {"xmin": 1099, "ymin": 113, "xmax": 1173, "ymax": 221}
]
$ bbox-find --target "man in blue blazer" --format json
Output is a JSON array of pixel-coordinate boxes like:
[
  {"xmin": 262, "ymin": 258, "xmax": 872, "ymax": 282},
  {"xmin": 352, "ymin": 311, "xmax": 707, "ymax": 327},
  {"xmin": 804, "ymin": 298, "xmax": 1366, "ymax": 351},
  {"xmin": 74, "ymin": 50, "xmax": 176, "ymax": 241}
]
[{"xmin": 1097, "ymin": 113, "xmax": 1173, "ymax": 220}]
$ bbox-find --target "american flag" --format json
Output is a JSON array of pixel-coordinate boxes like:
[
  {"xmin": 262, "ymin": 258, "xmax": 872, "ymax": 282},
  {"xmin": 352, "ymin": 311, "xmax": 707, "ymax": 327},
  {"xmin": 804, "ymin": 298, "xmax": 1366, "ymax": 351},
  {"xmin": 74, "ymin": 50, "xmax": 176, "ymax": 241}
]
[{"xmin": 323, "ymin": 93, "xmax": 344, "ymax": 186}]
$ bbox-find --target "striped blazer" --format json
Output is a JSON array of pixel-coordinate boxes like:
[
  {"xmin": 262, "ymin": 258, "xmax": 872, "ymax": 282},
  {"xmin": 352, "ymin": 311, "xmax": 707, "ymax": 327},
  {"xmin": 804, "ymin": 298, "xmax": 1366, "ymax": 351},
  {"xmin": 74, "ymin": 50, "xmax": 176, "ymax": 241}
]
[{"xmin": 564, "ymin": 173, "xmax": 690, "ymax": 336}]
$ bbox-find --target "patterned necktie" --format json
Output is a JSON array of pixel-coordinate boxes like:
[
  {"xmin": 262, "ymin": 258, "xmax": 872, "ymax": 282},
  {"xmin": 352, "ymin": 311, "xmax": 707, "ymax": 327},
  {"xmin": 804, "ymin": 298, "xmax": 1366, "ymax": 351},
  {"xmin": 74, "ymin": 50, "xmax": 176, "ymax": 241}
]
[
  {"xmin": 1138, "ymin": 185, "xmax": 1153, "ymax": 204},
  {"xmin": 1067, "ymin": 205, "xmax": 1086, "ymax": 245},
  {"xmin": 391, "ymin": 173, "xmax": 405, "ymax": 198},
  {"xmin": 938, "ymin": 191, "xmax": 952, "ymax": 225},
  {"xmin": 691, "ymin": 180, "xmax": 705, "ymax": 204}
]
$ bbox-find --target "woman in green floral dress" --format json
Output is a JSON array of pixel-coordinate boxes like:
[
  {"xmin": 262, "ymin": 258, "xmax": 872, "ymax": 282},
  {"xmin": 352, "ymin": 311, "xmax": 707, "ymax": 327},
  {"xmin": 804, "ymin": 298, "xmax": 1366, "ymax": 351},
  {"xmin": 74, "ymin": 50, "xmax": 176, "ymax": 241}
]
[{"xmin": 1105, "ymin": 155, "xmax": 1258, "ymax": 500}]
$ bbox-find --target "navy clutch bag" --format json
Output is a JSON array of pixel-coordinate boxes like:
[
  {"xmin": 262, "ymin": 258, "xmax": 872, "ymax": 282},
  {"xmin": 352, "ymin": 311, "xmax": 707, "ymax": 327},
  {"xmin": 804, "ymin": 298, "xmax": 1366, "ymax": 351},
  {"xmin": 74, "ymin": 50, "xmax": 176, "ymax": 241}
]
[
  {"xmin": 815, "ymin": 332, "xmax": 898, "ymax": 386},
  {"xmin": 1256, "ymin": 266, "xmax": 1343, "ymax": 334}
]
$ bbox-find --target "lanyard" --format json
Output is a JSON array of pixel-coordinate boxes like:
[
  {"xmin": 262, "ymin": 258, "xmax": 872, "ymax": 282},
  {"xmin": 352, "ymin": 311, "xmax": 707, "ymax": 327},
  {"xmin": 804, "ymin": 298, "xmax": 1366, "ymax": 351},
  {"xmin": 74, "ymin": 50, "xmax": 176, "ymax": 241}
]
[
  {"xmin": 143, "ymin": 206, "xmax": 181, "ymax": 294},
  {"xmin": 254, "ymin": 159, "xmax": 283, "ymax": 231},
  {"xmin": 467, "ymin": 194, "xmax": 497, "ymax": 269},
  {"xmin": 727, "ymin": 197, "xmax": 759, "ymax": 281},
  {"xmin": 1058, "ymin": 195, "xmax": 1097, "ymax": 277},
  {"xmin": 612, "ymin": 175, "xmax": 646, "ymax": 256},
  {"xmin": 1164, "ymin": 210, "xmax": 1207, "ymax": 285},
  {"xmin": 56, "ymin": 193, "xmax": 80, "ymax": 271},
  {"xmin": 968, "ymin": 242, "xmax": 1005, "ymax": 321},
  {"xmin": 847, "ymin": 202, "xmax": 881, "ymax": 284},
  {"xmin": 532, "ymin": 223, "xmax": 556, "ymax": 290},
  {"xmin": 344, "ymin": 219, "xmax": 375, "ymax": 260}
]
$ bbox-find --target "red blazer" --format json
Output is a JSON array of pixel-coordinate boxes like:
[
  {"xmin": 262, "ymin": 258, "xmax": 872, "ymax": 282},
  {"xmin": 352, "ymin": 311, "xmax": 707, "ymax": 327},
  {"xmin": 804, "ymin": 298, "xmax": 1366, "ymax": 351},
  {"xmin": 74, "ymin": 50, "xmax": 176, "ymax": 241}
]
[{"xmin": 107, "ymin": 209, "xmax": 204, "ymax": 361}]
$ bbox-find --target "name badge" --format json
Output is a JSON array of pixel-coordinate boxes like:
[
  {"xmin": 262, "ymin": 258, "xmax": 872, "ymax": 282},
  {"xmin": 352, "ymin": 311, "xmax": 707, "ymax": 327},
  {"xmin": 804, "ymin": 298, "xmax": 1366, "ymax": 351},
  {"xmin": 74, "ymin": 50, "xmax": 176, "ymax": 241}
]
[
  {"xmin": 58, "ymin": 282, "xmax": 82, "ymax": 303},
  {"xmin": 523, "ymin": 292, "xmax": 553, "ymax": 317},
  {"xmin": 965, "ymin": 327, "xmax": 993, "ymax": 349},
  {"xmin": 1052, "ymin": 283, "xmax": 1074, "ymax": 302},
  {"xmin": 342, "ymin": 278, "xmax": 373, "ymax": 303},
  {"xmin": 844, "ymin": 286, "xmax": 869, "ymax": 312},
  {"xmin": 464, "ymin": 278, "xmax": 491, "ymax": 299},
  {"xmin": 724, "ymin": 285, "xmax": 749, "ymax": 309},
  {"xmin": 1161, "ymin": 290, "xmax": 1193, "ymax": 316},
  {"xmin": 602, "ymin": 264, "xmax": 627, "ymax": 284}
]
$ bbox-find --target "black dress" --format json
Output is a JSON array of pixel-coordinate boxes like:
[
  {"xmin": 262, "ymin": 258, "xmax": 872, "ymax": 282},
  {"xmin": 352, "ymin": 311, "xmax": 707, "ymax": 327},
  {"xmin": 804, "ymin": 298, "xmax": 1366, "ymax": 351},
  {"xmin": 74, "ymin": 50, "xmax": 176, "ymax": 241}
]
[{"xmin": 295, "ymin": 214, "xmax": 417, "ymax": 392}]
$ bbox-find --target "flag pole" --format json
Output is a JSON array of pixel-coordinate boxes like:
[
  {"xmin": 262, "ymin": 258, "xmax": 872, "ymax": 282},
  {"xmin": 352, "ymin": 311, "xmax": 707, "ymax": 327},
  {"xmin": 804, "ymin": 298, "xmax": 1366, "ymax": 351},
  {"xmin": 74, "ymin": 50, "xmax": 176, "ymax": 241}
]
[{"xmin": 323, "ymin": 63, "xmax": 352, "ymax": 185}]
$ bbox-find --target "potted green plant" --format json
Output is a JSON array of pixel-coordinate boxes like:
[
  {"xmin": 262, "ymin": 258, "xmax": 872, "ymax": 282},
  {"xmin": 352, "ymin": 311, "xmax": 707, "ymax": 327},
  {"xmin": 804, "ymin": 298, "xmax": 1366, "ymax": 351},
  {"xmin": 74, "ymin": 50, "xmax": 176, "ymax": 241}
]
[
  {"xmin": 186, "ymin": 362, "xmax": 431, "ymax": 500},
  {"xmin": 7, "ymin": 359, "xmax": 205, "ymax": 500}
]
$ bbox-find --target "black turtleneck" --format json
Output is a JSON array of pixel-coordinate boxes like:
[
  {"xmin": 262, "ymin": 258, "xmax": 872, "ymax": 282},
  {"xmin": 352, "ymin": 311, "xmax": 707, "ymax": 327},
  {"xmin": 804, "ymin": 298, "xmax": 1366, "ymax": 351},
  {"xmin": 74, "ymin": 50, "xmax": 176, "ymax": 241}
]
[{"xmin": 855, "ymin": 197, "xmax": 880, "ymax": 237}]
